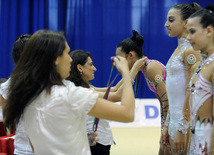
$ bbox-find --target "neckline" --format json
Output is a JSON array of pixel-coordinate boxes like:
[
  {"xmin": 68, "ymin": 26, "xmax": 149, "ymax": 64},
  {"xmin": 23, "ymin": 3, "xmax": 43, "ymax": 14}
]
[
  {"xmin": 195, "ymin": 52, "xmax": 214, "ymax": 74},
  {"xmin": 178, "ymin": 38, "xmax": 190, "ymax": 47},
  {"xmin": 203, "ymin": 52, "xmax": 214, "ymax": 62}
]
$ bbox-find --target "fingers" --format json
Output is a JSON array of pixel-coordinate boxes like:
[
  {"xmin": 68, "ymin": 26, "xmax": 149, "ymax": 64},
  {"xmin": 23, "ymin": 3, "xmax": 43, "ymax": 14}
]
[
  {"xmin": 94, "ymin": 132, "xmax": 98, "ymax": 136},
  {"xmin": 142, "ymin": 56, "xmax": 148, "ymax": 61},
  {"xmin": 90, "ymin": 141, "xmax": 96, "ymax": 146},
  {"xmin": 89, "ymin": 132, "xmax": 99, "ymax": 146},
  {"xmin": 173, "ymin": 142, "xmax": 185, "ymax": 154}
]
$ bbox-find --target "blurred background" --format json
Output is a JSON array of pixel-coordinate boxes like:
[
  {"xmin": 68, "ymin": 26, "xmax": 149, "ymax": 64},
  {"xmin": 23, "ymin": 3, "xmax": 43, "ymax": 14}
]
[{"xmin": 0, "ymin": 0, "xmax": 212, "ymax": 98}]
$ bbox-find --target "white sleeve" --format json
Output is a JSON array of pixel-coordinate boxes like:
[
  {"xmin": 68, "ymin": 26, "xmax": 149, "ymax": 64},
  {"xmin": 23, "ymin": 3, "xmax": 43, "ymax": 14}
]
[
  {"xmin": 65, "ymin": 80, "xmax": 99, "ymax": 115},
  {"xmin": 0, "ymin": 78, "xmax": 10, "ymax": 99}
]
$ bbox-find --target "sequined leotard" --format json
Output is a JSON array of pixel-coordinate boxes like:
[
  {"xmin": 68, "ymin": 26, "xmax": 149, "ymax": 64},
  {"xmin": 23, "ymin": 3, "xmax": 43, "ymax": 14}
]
[
  {"xmin": 189, "ymin": 53, "xmax": 214, "ymax": 155},
  {"xmin": 142, "ymin": 59, "xmax": 167, "ymax": 131},
  {"xmin": 165, "ymin": 38, "xmax": 192, "ymax": 140}
]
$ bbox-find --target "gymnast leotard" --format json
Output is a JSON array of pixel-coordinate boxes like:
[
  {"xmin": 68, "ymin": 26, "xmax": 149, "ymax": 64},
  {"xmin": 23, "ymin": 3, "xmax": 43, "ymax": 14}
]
[
  {"xmin": 165, "ymin": 38, "xmax": 192, "ymax": 140},
  {"xmin": 142, "ymin": 59, "xmax": 167, "ymax": 131},
  {"xmin": 189, "ymin": 53, "xmax": 214, "ymax": 155}
]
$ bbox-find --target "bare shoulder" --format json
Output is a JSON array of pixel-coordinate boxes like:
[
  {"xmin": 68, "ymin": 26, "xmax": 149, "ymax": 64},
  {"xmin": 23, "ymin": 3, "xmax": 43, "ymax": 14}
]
[
  {"xmin": 146, "ymin": 61, "xmax": 164, "ymax": 72},
  {"xmin": 183, "ymin": 47, "xmax": 201, "ymax": 66},
  {"xmin": 184, "ymin": 47, "xmax": 200, "ymax": 55},
  {"xmin": 146, "ymin": 61, "xmax": 165, "ymax": 79}
]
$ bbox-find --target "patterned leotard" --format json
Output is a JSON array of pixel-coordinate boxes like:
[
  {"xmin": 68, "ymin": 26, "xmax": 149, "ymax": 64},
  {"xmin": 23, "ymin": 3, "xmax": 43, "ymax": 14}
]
[
  {"xmin": 189, "ymin": 53, "xmax": 214, "ymax": 155},
  {"xmin": 142, "ymin": 59, "xmax": 166, "ymax": 95},
  {"xmin": 142, "ymin": 59, "xmax": 166, "ymax": 131},
  {"xmin": 165, "ymin": 38, "xmax": 192, "ymax": 140}
]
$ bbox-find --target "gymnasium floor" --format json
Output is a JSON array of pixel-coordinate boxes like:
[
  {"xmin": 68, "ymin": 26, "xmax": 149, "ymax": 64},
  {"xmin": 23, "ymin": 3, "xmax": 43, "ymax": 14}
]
[{"xmin": 110, "ymin": 127, "xmax": 161, "ymax": 155}]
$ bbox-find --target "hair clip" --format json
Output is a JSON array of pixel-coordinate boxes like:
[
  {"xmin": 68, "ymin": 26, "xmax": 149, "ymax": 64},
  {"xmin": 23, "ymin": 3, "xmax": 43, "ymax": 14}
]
[{"xmin": 208, "ymin": 9, "xmax": 213, "ymax": 14}]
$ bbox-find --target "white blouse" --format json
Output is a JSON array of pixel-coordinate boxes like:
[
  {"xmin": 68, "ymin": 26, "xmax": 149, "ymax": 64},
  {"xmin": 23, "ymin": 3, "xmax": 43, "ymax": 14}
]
[
  {"xmin": 0, "ymin": 78, "xmax": 34, "ymax": 154},
  {"xmin": 23, "ymin": 80, "xmax": 99, "ymax": 155}
]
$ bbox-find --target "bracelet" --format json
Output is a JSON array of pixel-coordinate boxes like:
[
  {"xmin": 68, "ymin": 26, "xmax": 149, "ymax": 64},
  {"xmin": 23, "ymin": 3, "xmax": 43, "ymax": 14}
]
[{"xmin": 130, "ymin": 78, "xmax": 135, "ymax": 84}]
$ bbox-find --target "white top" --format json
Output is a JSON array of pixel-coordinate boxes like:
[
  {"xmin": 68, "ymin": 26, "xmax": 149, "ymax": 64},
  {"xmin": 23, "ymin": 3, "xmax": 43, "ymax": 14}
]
[
  {"xmin": 86, "ymin": 115, "xmax": 114, "ymax": 145},
  {"xmin": 87, "ymin": 87, "xmax": 114, "ymax": 146},
  {"xmin": 188, "ymin": 54, "xmax": 214, "ymax": 154},
  {"xmin": 165, "ymin": 38, "xmax": 191, "ymax": 140},
  {"xmin": 23, "ymin": 80, "xmax": 99, "ymax": 155},
  {"xmin": 0, "ymin": 78, "xmax": 34, "ymax": 154}
]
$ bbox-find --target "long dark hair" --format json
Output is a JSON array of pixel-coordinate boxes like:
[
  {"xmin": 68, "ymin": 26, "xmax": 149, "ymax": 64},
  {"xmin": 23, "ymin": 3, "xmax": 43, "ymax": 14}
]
[
  {"xmin": 189, "ymin": 5, "xmax": 214, "ymax": 29},
  {"xmin": 117, "ymin": 30, "xmax": 144, "ymax": 58},
  {"xmin": 172, "ymin": 2, "xmax": 202, "ymax": 20},
  {"xmin": 67, "ymin": 50, "xmax": 92, "ymax": 88},
  {"xmin": 4, "ymin": 30, "xmax": 66, "ymax": 129}
]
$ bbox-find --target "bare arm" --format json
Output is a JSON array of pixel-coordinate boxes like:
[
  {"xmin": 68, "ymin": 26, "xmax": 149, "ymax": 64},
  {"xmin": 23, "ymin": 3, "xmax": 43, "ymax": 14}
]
[
  {"xmin": 94, "ymin": 79, "xmax": 123, "ymax": 92},
  {"xmin": 182, "ymin": 48, "xmax": 201, "ymax": 123},
  {"xmin": 94, "ymin": 57, "xmax": 147, "ymax": 102},
  {"xmin": 146, "ymin": 62, "xmax": 168, "ymax": 120},
  {"xmin": 94, "ymin": 87, "xmax": 123, "ymax": 102},
  {"xmin": 88, "ymin": 56, "xmax": 135, "ymax": 122},
  {"xmin": 129, "ymin": 57, "xmax": 147, "ymax": 81},
  {"xmin": 173, "ymin": 48, "xmax": 201, "ymax": 153}
]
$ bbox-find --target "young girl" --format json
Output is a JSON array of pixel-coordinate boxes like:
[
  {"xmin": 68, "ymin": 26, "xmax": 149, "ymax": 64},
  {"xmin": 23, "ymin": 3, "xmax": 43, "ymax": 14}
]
[
  {"xmin": 162, "ymin": 3, "xmax": 201, "ymax": 154},
  {"xmin": 115, "ymin": 30, "xmax": 170, "ymax": 155},
  {"xmin": 187, "ymin": 5, "xmax": 214, "ymax": 154},
  {"xmin": 3, "ymin": 30, "xmax": 135, "ymax": 155}
]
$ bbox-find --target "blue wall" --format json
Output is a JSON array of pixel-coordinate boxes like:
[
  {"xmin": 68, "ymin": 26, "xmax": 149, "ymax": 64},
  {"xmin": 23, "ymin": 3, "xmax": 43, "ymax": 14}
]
[{"xmin": 0, "ymin": 0, "xmax": 212, "ymax": 98}]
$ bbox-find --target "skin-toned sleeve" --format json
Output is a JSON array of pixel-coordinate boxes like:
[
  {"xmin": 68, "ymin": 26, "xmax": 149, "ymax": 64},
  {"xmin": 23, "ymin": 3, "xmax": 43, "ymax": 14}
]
[
  {"xmin": 182, "ymin": 48, "xmax": 201, "ymax": 123},
  {"xmin": 146, "ymin": 62, "xmax": 169, "ymax": 121}
]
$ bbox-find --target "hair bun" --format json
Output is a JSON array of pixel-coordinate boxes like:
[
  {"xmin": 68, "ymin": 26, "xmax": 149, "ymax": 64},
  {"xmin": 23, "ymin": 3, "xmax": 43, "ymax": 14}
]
[
  {"xmin": 131, "ymin": 30, "xmax": 144, "ymax": 47},
  {"xmin": 190, "ymin": 2, "xmax": 202, "ymax": 11},
  {"xmin": 206, "ymin": 5, "xmax": 214, "ymax": 13}
]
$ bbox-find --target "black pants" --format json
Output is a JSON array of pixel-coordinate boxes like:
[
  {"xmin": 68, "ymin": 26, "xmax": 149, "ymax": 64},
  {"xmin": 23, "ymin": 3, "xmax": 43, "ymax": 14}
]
[{"xmin": 90, "ymin": 143, "xmax": 111, "ymax": 155}]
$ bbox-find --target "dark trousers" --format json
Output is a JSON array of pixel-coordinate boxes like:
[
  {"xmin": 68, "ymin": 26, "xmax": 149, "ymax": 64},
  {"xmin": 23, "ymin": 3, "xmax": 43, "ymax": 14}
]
[{"xmin": 90, "ymin": 143, "xmax": 111, "ymax": 155}]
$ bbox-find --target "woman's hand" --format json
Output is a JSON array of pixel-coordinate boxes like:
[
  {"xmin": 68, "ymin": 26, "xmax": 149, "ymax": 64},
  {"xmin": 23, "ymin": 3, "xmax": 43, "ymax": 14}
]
[
  {"xmin": 88, "ymin": 132, "xmax": 99, "ymax": 146},
  {"xmin": 161, "ymin": 126, "xmax": 171, "ymax": 151},
  {"xmin": 111, "ymin": 56, "xmax": 129, "ymax": 75},
  {"xmin": 132, "ymin": 57, "xmax": 148, "ymax": 72},
  {"xmin": 173, "ymin": 130, "xmax": 187, "ymax": 154}
]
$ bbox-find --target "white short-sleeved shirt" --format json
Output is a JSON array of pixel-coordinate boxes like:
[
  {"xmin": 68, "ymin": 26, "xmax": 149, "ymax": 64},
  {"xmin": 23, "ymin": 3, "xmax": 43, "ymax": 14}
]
[
  {"xmin": 86, "ymin": 87, "xmax": 114, "ymax": 146},
  {"xmin": 23, "ymin": 80, "xmax": 99, "ymax": 155},
  {"xmin": 0, "ymin": 78, "xmax": 34, "ymax": 154}
]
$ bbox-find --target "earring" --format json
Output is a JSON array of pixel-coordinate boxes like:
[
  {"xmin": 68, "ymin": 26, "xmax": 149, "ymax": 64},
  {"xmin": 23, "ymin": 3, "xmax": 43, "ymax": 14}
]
[{"xmin": 80, "ymin": 72, "xmax": 82, "ymax": 76}]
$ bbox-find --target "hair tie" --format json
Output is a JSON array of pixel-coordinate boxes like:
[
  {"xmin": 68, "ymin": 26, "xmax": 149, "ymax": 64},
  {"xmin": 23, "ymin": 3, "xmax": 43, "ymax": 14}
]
[{"xmin": 207, "ymin": 9, "xmax": 213, "ymax": 14}]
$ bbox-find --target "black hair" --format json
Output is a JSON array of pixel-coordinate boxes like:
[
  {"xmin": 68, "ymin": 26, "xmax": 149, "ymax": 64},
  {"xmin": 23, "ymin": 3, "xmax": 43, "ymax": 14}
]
[
  {"xmin": 172, "ymin": 2, "xmax": 202, "ymax": 20},
  {"xmin": 12, "ymin": 34, "xmax": 31, "ymax": 64},
  {"xmin": 117, "ymin": 30, "xmax": 144, "ymax": 58},
  {"xmin": 4, "ymin": 30, "xmax": 66, "ymax": 129},
  {"xmin": 67, "ymin": 50, "xmax": 92, "ymax": 88},
  {"xmin": 189, "ymin": 5, "xmax": 214, "ymax": 29}
]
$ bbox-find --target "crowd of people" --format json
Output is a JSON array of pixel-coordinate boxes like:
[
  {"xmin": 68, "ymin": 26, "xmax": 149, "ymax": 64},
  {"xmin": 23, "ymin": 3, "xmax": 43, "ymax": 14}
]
[{"xmin": 0, "ymin": 2, "xmax": 214, "ymax": 155}]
